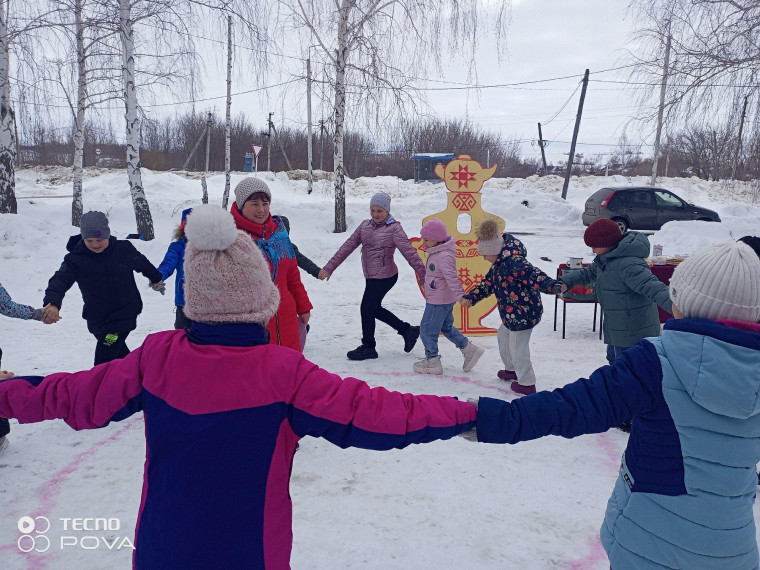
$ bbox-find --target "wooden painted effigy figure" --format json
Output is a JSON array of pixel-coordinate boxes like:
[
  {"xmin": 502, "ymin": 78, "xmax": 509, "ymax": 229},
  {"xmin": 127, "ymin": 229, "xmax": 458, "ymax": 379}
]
[{"xmin": 411, "ymin": 154, "xmax": 505, "ymax": 336}]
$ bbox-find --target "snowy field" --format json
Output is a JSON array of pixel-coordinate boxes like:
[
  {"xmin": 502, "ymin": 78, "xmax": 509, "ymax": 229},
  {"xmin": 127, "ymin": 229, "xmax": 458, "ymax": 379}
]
[{"xmin": 1, "ymin": 167, "xmax": 759, "ymax": 569}]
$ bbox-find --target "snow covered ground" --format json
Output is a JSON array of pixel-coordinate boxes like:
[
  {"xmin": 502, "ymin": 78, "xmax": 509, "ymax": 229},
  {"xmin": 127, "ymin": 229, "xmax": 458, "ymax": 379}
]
[{"xmin": 1, "ymin": 168, "xmax": 759, "ymax": 569}]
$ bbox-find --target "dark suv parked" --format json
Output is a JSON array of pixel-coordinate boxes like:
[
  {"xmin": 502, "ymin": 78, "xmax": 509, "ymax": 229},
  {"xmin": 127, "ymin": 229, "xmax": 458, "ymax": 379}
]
[{"xmin": 581, "ymin": 186, "xmax": 720, "ymax": 232}]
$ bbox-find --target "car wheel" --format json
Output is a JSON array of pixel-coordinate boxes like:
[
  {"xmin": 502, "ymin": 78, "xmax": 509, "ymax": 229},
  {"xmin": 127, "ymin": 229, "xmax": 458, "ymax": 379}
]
[{"xmin": 612, "ymin": 217, "xmax": 629, "ymax": 233}]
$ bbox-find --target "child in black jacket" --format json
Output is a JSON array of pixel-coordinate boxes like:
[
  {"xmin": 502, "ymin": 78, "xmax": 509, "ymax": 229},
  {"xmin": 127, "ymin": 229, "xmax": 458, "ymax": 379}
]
[{"xmin": 42, "ymin": 211, "xmax": 164, "ymax": 365}]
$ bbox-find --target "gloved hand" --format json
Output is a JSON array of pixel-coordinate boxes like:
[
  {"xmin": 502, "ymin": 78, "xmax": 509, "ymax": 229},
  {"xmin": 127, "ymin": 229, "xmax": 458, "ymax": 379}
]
[
  {"xmin": 152, "ymin": 281, "xmax": 166, "ymax": 295},
  {"xmin": 458, "ymin": 398, "xmax": 479, "ymax": 442},
  {"xmin": 551, "ymin": 283, "xmax": 564, "ymax": 295},
  {"xmin": 32, "ymin": 308, "xmax": 44, "ymax": 321}
]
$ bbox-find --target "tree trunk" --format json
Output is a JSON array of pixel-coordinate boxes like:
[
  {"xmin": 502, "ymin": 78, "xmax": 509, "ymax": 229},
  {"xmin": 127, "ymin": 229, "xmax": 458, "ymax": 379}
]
[
  {"xmin": 71, "ymin": 0, "xmax": 86, "ymax": 227},
  {"xmin": 222, "ymin": 15, "xmax": 232, "ymax": 209},
  {"xmin": 0, "ymin": 5, "xmax": 17, "ymax": 214},
  {"xmin": 119, "ymin": 0, "xmax": 154, "ymax": 240},
  {"xmin": 332, "ymin": 3, "xmax": 349, "ymax": 233}
]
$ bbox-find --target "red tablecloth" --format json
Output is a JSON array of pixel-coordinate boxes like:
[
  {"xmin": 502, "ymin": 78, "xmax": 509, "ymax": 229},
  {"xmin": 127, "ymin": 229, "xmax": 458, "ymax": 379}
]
[{"xmin": 650, "ymin": 264, "xmax": 676, "ymax": 323}]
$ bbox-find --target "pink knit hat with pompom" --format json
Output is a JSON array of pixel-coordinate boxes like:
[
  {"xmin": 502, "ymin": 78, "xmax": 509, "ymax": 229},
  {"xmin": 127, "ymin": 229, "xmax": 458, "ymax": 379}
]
[
  {"xmin": 183, "ymin": 204, "xmax": 280, "ymax": 324},
  {"xmin": 421, "ymin": 218, "xmax": 449, "ymax": 243}
]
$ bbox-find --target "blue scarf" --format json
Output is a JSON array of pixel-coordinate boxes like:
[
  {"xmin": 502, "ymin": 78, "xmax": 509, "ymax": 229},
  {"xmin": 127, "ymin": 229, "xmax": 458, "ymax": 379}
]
[
  {"xmin": 256, "ymin": 216, "xmax": 296, "ymax": 281},
  {"xmin": 186, "ymin": 322, "xmax": 270, "ymax": 346}
]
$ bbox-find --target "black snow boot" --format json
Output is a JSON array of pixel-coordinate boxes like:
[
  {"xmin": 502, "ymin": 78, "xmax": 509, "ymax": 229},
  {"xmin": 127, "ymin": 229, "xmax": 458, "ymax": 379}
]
[
  {"xmin": 347, "ymin": 344, "xmax": 379, "ymax": 361},
  {"xmin": 400, "ymin": 325, "xmax": 420, "ymax": 353}
]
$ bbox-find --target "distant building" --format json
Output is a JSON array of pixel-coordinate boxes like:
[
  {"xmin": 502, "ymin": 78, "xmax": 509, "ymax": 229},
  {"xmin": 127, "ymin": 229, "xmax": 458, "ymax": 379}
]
[{"xmin": 412, "ymin": 153, "xmax": 454, "ymax": 183}]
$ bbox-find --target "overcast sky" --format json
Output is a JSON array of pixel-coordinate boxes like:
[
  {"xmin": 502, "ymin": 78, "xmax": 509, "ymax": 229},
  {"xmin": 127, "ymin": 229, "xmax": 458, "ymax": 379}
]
[{"xmin": 147, "ymin": 0, "xmax": 647, "ymax": 166}]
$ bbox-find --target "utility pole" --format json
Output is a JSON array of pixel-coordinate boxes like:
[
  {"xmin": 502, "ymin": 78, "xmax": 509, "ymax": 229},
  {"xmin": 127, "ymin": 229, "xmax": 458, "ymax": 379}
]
[
  {"xmin": 537, "ymin": 123, "xmax": 548, "ymax": 175},
  {"xmin": 204, "ymin": 111, "xmax": 212, "ymax": 172},
  {"xmin": 731, "ymin": 94, "xmax": 749, "ymax": 181},
  {"xmin": 650, "ymin": 22, "xmax": 671, "ymax": 186},
  {"xmin": 222, "ymin": 14, "xmax": 233, "ymax": 209},
  {"xmin": 267, "ymin": 112, "xmax": 273, "ymax": 172},
  {"xmin": 182, "ymin": 120, "xmax": 208, "ymax": 171},
  {"xmin": 562, "ymin": 69, "xmax": 589, "ymax": 200},
  {"xmin": 270, "ymin": 119, "xmax": 293, "ymax": 171},
  {"xmin": 306, "ymin": 57, "xmax": 313, "ymax": 194},
  {"xmin": 712, "ymin": 130, "xmax": 719, "ymax": 181},
  {"xmin": 319, "ymin": 119, "xmax": 325, "ymax": 171}
]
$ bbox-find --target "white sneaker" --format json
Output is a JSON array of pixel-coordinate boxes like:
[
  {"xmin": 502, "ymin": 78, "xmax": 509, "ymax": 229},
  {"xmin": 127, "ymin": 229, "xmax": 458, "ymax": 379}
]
[
  {"xmin": 413, "ymin": 355, "xmax": 443, "ymax": 375},
  {"xmin": 0, "ymin": 436, "xmax": 8, "ymax": 455},
  {"xmin": 461, "ymin": 342, "xmax": 485, "ymax": 372}
]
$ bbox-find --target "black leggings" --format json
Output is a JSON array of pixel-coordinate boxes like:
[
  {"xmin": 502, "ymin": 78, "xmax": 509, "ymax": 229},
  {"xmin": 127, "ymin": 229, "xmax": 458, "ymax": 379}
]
[
  {"xmin": 361, "ymin": 275, "xmax": 407, "ymax": 348},
  {"xmin": 93, "ymin": 331, "xmax": 131, "ymax": 366}
]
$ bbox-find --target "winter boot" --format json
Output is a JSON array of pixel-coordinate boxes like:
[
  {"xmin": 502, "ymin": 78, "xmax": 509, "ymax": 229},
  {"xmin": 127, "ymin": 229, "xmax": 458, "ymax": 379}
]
[
  {"xmin": 460, "ymin": 342, "xmax": 485, "ymax": 372},
  {"xmin": 510, "ymin": 382, "xmax": 536, "ymax": 396},
  {"xmin": 497, "ymin": 369, "xmax": 518, "ymax": 382},
  {"xmin": 400, "ymin": 325, "xmax": 420, "ymax": 353},
  {"xmin": 346, "ymin": 345, "xmax": 379, "ymax": 361},
  {"xmin": 413, "ymin": 355, "xmax": 443, "ymax": 375}
]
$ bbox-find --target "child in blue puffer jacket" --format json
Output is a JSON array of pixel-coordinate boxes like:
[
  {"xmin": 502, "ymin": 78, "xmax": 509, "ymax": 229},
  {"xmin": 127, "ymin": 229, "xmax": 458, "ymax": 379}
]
[
  {"xmin": 466, "ymin": 240, "xmax": 760, "ymax": 569},
  {"xmin": 157, "ymin": 208, "xmax": 192, "ymax": 329}
]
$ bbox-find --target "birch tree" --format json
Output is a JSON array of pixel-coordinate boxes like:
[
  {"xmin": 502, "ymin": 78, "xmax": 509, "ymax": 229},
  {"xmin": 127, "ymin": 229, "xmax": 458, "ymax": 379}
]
[
  {"xmin": 0, "ymin": 2, "xmax": 57, "ymax": 213},
  {"xmin": 284, "ymin": 0, "xmax": 510, "ymax": 232},
  {"xmin": 43, "ymin": 0, "xmax": 121, "ymax": 226},
  {"xmin": 0, "ymin": 2, "xmax": 17, "ymax": 213},
  {"xmin": 626, "ymin": 1, "xmax": 760, "ymax": 138},
  {"xmin": 118, "ymin": 0, "xmax": 155, "ymax": 239}
]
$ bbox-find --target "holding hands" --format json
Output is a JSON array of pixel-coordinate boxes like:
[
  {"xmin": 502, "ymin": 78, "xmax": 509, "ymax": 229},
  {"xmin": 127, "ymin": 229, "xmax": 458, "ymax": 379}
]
[
  {"xmin": 551, "ymin": 283, "xmax": 568, "ymax": 295},
  {"xmin": 41, "ymin": 303, "xmax": 61, "ymax": 324},
  {"xmin": 459, "ymin": 298, "xmax": 473, "ymax": 308},
  {"xmin": 318, "ymin": 269, "xmax": 330, "ymax": 281},
  {"xmin": 151, "ymin": 281, "xmax": 166, "ymax": 295}
]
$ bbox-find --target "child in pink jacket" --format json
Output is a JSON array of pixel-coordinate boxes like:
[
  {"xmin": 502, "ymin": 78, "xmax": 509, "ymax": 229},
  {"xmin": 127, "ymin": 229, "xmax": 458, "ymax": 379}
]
[
  {"xmin": 0, "ymin": 205, "xmax": 476, "ymax": 569},
  {"xmin": 415, "ymin": 218, "xmax": 484, "ymax": 375},
  {"xmin": 323, "ymin": 192, "xmax": 426, "ymax": 361}
]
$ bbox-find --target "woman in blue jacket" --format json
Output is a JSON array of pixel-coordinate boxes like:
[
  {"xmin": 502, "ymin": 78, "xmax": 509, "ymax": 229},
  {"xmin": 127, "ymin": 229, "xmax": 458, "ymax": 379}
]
[{"xmin": 467, "ymin": 241, "xmax": 760, "ymax": 569}]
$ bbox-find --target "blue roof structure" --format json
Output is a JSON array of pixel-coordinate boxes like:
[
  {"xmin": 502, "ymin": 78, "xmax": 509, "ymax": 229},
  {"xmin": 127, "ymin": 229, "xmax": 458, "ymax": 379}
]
[{"xmin": 412, "ymin": 153, "xmax": 455, "ymax": 160}]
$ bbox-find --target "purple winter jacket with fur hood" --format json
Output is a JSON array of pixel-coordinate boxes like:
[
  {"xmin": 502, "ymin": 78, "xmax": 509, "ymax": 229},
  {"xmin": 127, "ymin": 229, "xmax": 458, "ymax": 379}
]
[
  {"xmin": 324, "ymin": 218, "xmax": 426, "ymax": 280},
  {"xmin": 423, "ymin": 238, "xmax": 465, "ymax": 305}
]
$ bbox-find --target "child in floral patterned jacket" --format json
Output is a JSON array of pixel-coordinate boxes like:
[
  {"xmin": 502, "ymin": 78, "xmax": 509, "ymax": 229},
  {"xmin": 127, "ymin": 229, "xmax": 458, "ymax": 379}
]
[{"xmin": 461, "ymin": 219, "xmax": 562, "ymax": 396}]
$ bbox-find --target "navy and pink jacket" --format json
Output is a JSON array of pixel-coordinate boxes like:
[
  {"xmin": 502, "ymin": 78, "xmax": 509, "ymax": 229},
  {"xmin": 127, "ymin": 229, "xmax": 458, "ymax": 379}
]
[{"xmin": 0, "ymin": 324, "xmax": 476, "ymax": 569}]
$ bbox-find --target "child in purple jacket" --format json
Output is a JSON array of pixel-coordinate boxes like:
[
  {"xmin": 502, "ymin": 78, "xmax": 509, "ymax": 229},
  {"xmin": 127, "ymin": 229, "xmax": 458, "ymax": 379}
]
[
  {"xmin": 323, "ymin": 192, "xmax": 426, "ymax": 361},
  {"xmin": 415, "ymin": 218, "xmax": 484, "ymax": 375}
]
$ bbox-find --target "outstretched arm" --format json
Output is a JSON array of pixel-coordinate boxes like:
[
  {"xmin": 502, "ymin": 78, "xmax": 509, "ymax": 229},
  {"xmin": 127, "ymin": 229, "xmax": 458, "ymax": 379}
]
[
  {"xmin": 393, "ymin": 224, "xmax": 426, "ymax": 278},
  {"xmin": 0, "ymin": 282, "xmax": 37, "ymax": 320},
  {"xmin": 0, "ymin": 348, "xmax": 146, "ymax": 431},
  {"xmin": 476, "ymin": 341, "xmax": 664, "ymax": 444},
  {"xmin": 287, "ymin": 358, "xmax": 476, "ymax": 449},
  {"xmin": 323, "ymin": 223, "xmax": 363, "ymax": 276}
]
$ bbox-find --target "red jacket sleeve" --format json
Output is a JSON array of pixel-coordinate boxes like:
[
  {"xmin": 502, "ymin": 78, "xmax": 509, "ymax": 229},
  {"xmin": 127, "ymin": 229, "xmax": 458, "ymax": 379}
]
[{"xmin": 286, "ymin": 257, "xmax": 313, "ymax": 315}]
